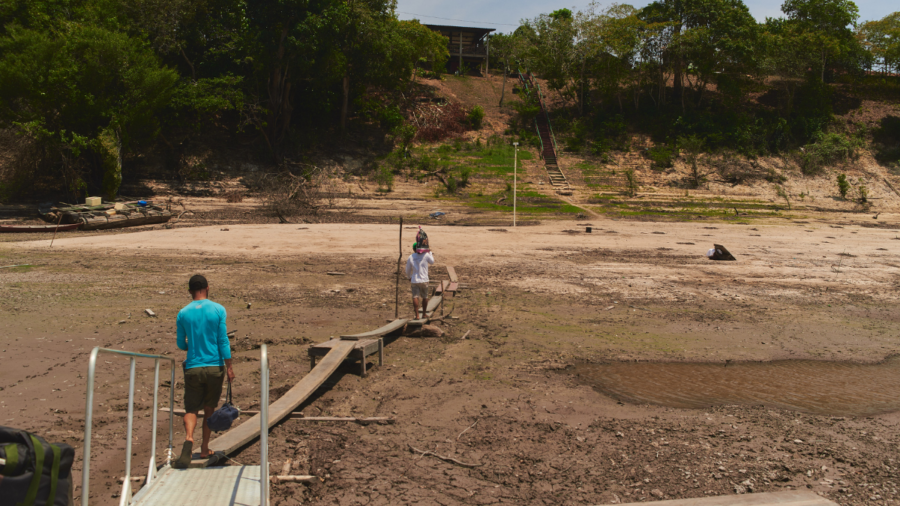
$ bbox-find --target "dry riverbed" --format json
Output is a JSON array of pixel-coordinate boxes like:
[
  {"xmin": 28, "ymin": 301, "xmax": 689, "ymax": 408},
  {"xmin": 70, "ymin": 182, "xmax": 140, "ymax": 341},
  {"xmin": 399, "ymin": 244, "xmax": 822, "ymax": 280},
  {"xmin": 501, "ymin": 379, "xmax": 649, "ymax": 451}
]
[{"xmin": 1, "ymin": 219, "xmax": 899, "ymax": 505}]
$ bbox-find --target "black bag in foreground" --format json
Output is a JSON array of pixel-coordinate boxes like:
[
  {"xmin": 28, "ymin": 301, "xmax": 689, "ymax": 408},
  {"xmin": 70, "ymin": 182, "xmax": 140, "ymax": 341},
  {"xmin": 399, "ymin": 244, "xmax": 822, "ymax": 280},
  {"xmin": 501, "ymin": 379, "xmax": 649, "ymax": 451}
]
[
  {"xmin": 206, "ymin": 381, "xmax": 240, "ymax": 433},
  {"xmin": 0, "ymin": 425, "xmax": 75, "ymax": 506}
]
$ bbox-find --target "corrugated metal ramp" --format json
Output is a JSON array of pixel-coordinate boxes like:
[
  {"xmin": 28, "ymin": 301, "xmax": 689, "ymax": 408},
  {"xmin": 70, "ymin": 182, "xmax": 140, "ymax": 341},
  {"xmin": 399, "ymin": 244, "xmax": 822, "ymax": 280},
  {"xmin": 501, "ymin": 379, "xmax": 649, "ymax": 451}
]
[{"xmin": 131, "ymin": 465, "xmax": 265, "ymax": 506}]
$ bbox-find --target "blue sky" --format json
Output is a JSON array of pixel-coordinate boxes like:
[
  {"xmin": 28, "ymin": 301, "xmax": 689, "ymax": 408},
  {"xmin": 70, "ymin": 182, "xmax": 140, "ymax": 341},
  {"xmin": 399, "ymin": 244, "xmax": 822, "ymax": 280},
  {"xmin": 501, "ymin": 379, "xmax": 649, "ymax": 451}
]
[{"xmin": 396, "ymin": 0, "xmax": 897, "ymax": 33}]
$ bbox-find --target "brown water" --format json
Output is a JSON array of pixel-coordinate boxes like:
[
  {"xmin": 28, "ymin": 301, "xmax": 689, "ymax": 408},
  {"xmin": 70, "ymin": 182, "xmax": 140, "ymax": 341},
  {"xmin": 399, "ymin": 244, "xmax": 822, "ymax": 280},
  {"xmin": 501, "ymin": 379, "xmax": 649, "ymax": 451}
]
[{"xmin": 571, "ymin": 357, "xmax": 900, "ymax": 416}]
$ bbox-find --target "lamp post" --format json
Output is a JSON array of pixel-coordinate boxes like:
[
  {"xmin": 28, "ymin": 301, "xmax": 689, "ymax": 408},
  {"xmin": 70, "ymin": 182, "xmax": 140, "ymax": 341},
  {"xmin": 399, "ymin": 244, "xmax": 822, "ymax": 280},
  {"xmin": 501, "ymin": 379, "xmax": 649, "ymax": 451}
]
[{"xmin": 513, "ymin": 142, "xmax": 518, "ymax": 227}]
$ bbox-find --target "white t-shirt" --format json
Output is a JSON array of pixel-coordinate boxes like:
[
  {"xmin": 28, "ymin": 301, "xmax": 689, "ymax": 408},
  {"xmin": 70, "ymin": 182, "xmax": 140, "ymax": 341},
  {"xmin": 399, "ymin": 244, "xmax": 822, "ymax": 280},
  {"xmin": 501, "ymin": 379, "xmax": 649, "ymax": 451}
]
[{"xmin": 405, "ymin": 252, "xmax": 435, "ymax": 284}]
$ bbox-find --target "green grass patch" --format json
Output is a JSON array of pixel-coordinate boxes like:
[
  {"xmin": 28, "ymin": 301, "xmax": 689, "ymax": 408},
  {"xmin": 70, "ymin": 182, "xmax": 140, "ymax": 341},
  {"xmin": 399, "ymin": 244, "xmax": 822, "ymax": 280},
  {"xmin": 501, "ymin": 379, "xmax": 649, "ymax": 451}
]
[{"xmin": 1, "ymin": 264, "xmax": 33, "ymax": 273}]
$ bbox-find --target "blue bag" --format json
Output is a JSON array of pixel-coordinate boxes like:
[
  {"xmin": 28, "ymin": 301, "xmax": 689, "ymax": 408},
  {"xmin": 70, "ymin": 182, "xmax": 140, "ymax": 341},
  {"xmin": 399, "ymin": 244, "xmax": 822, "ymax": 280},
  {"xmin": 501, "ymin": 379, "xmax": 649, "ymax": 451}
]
[{"xmin": 207, "ymin": 382, "xmax": 240, "ymax": 432}]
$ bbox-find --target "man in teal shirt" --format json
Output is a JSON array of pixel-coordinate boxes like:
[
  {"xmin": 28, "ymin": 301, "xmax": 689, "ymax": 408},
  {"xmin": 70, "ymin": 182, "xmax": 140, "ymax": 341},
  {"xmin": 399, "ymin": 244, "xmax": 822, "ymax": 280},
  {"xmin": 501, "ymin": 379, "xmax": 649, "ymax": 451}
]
[{"xmin": 174, "ymin": 274, "xmax": 235, "ymax": 468}]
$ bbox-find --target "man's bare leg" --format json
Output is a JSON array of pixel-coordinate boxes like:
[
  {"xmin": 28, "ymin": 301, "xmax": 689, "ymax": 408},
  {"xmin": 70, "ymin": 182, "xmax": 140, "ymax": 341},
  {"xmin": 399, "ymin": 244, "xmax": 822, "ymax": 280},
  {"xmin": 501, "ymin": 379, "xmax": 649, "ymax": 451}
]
[
  {"xmin": 200, "ymin": 405, "xmax": 215, "ymax": 457},
  {"xmin": 412, "ymin": 297, "xmax": 420, "ymax": 319},
  {"xmin": 175, "ymin": 411, "xmax": 199, "ymax": 468},
  {"xmin": 422, "ymin": 297, "xmax": 429, "ymax": 319},
  {"xmin": 183, "ymin": 411, "xmax": 199, "ymax": 445}
]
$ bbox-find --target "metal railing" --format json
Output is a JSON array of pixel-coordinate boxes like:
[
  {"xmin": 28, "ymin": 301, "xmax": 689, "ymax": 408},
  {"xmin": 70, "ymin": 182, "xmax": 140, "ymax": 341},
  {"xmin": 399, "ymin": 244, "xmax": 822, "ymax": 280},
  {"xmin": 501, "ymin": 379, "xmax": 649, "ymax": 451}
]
[
  {"xmin": 518, "ymin": 70, "xmax": 559, "ymax": 160},
  {"xmin": 532, "ymin": 78, "xmax": 559, "ymax": 156},
  {"xmin": 260, "ymin": 344, "xmax": 269, "ymax": 506},
  {"xmin": 82, "ymin": 348, "xmax": 176, "ymax": 506},
  {"xmin": 517, "ymin": 71, "xmax": 545, "ymax": 158}
]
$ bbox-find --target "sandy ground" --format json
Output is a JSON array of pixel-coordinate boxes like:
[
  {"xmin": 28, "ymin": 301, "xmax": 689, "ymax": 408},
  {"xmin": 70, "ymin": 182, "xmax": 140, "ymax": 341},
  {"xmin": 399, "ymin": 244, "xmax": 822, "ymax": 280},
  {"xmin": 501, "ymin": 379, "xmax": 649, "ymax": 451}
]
[{"xmin": 2, "ymin": 217, "xmax": 900, "ymax": 505}]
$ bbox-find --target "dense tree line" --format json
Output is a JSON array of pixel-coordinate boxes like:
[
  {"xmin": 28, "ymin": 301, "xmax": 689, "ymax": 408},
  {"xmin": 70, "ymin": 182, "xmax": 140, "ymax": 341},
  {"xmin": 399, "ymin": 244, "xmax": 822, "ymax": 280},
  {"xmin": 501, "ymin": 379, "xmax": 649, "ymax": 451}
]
[
  {"xmin": 0, "ymin": 0, "xmax": 447, "ymax": 200},
  {"xmin": 493, "ymin": 0, "xmax": 899, "ymax": 158}
]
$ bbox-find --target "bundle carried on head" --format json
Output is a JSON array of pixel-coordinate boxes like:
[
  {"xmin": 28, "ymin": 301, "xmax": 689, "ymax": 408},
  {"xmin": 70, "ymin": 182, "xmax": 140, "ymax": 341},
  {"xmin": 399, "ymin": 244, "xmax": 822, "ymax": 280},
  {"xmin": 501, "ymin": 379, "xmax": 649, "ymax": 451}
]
[{"xmin": 415, "ymin": 226, "xmax": 430, "ymax": 254}]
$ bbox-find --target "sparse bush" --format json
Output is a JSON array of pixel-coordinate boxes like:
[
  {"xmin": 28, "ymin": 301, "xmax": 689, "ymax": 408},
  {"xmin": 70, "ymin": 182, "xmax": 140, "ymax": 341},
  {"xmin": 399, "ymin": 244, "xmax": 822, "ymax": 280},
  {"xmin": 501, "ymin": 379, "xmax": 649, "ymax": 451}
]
[
  {"xmin": 646, "ymin": 145, "xmax": 678, "ymax": 170},
  {"xmin": 467, "ymin": 106, "xmax": 485, "ymax": 130},
  {"xmin": 836, "ymin": 173, "xmax": 850, "ymax": 199},
  {"xmin": 775, "ymin": 185, "xmax": 791, "ymax": 210},
  {"xmin": 623, "ymin": 168, "xmax": 638, "ymax": 197},
  {"xmin": 713, "ymin": 152, "xmax": 772, "ymax": 185},
  {"xmin": 458, "ymin": 166, "xmax": 472, "ymax": 187},
  {"xmin": 445, "ymin": 176, "xmax": 458, "ymax": 193},
  {"xmin": 856, "ymin": 177, "xmax": 868, "ymax": 204},
  {"xmin": 415, "ymin": 102, "xmax": 468, "ymax": 142},
  {"xmin": 375, "ymin": 165, "xmax": 394, "ymax": 191},
  {"xmin": 223, "ymin": 191, "xmax": 244, "ymax": 203},
  {"xmin": 679, "ymin": 135, "xmax": 705, "ymax": 188},
  {"xmin": 250, "ymin": 166, "xmax": 339, "ymax": 221},
  {"xmin": 393, "ymin": 124, "xmax": 417, "ymax": 153},
  {"xmin": 799, "ymin": 132, "xmax": 863, "ymax": 175}
]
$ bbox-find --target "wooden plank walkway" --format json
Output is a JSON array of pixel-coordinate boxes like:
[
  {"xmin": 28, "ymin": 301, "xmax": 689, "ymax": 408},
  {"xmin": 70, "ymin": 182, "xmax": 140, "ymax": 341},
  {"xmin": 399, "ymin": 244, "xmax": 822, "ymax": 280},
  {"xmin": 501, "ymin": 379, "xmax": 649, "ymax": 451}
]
[
  {"xmin": 309, "ymin": 338, "xmax": 383, "ymax": 376},
  {"xmin": 446, "ymin": 266, "xmax": 458, "ymax": 283},
  {"xmin": 425, "ymin": 295, "xmax": 442, "ymax": 315},
  {"xmin": 340, "ymin": 318, "xmax": 407, "ymax": 340},
  {"xmin": 434, "ymin": 280, "xmax": 458, "ymax": 296},
  {"xmin": 194, "ymin": 340, "xmax": 357, "ymax": 465},
  {"xmin": 599, "ymin": 490, "xmax": 837, "ymax": 506}
]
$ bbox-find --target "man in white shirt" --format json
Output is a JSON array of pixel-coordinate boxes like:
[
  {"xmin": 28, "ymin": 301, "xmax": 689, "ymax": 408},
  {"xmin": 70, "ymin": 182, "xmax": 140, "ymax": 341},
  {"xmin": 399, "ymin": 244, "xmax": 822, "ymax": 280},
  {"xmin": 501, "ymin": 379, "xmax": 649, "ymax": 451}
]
[{"xmin": 405, "ymin": 242, "xmax": 435, "ymax": 319}]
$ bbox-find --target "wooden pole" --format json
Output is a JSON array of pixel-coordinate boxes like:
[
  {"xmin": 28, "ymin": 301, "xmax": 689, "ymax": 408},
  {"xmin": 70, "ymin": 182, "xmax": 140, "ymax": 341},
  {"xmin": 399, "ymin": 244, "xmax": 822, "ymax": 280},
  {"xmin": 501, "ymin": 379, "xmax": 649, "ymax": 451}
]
[
  {"xmin": 49, "ymin": 213, "xmax": 64, "ymax": 247},
  {"xmin": 486, "ymin": 34, "xmax": 490, "ymax": 76},
  {"xmin": 395, "ymin": 217, "xmax": 402, "ymax": 318},
  {"xmin": 459, "ymin": 31, "xmax": 463, "ymax": 74},
  {"xmin": 513, "ymin": 143, "xmax": 518, "ymax": 227}
]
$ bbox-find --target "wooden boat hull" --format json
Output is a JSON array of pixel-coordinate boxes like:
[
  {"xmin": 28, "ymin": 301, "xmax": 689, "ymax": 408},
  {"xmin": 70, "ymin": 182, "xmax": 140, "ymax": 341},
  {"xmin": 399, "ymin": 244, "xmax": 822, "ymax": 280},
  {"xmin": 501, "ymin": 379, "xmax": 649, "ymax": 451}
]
[
  {"xmin": 0, "ymin": 223, "xmax": 82, "ymax": 233},
  {"xmin": 79, "ymin": 213, "xmax": 171, "ymax": 230}
]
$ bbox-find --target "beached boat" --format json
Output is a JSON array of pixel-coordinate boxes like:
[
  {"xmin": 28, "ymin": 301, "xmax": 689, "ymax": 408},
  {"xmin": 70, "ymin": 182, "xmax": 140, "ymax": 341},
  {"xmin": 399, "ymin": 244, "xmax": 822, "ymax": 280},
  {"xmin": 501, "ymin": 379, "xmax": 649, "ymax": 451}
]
[
  {"xmin": 0, "ymin": 223, "xmax": 83, "ymax": 233},
  {"xmin": 40, "ymin": 200, "xmax": 173, "ymax": 230}
]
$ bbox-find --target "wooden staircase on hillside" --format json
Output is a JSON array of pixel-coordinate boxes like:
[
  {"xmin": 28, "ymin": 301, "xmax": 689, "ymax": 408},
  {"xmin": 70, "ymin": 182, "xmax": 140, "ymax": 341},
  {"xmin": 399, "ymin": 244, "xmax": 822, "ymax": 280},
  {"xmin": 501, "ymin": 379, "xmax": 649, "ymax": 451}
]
[{"xmin": 519, "ymin": 72, "xmax": 570, "ymax": 191}]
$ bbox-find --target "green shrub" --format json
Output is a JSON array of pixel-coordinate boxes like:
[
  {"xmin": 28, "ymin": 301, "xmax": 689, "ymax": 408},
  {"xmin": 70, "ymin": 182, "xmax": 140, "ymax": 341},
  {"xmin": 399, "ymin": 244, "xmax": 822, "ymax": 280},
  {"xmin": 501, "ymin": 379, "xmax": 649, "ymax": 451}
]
[
  {"xmin": 379, "ymin": 106, "xmax": 404, "ymax": 130},
  {"xmin": 446, "ymin": 176, "xmax": 458, "ymax": 193},
  {"xmin": 375, "ymin": 165, "xmax": 394, "ymax": 191},
  {"xmin": 646, "ymin": 145, "xmax": 678, "ymax": 170},
  {"xmin": 836, "ymin": 173, "xmax": 850, "ymax": 199},
  {"xmin": 467, "ymin": 105, "xmax": 485, "ymax": 130},
  {"xmin": 678, "ymin": 135, "xmax": 705, "ymax": 188},
  {"xmin": 623, "ymin": 167, "xmax": 638, "ymax": 197},
  {"xmin": 856, "ymin": 177, "xmax": 868, "ymax": 204},
  {"xmin": 775, "ymin": 185, "xmax": 791, "ymax": 209},
  {"xmin": 458, "ymin": 166, "xmax": 472, "ymax": 187},
  {"xmin": 799, "ymin": 132, "xmax": 862, "ymax": 175},
  {"xmin": 393, "ymin": 124, "xmax": 417, "ymax": 152}
]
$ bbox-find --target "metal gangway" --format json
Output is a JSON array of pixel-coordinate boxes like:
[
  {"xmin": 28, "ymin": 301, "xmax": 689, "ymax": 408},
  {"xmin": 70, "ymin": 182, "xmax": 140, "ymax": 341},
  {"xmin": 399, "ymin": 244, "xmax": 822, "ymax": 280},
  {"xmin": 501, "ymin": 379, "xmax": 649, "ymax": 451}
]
[{"xmin": 82, "ymin": 345, "xmax": 270, "ymax": 506}]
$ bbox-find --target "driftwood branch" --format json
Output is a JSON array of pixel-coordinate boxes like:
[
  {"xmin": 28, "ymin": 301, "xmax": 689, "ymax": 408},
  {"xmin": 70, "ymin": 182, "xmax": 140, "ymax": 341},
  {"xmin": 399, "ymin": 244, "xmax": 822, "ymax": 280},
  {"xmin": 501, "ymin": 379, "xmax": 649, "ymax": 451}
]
[
  {"xmin": 272, "ymin": 475, "xmax": 320, "ymax": 483},
  {"xmin": 407, "ymin": 444, "xmax": 483, "ymax": 468},
  {"xmin": 457, "ymin": 419, "xmax": 479, "ymax": 440}
]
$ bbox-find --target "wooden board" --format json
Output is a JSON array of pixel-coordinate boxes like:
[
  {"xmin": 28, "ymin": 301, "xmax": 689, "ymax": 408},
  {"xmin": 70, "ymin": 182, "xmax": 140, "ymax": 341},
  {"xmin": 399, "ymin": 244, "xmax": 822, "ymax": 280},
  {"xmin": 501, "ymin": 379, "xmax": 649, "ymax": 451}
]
[
  {"xmin": 309, "ymin": 338, "xmax": 380, "ymax": 358},
  {"xmin": 425, "ymin": 296, "xmax": 442, "ymax": 315},
  {"xmin": 435, "ymin": 281, "xmax": 458, "ymax": 295},
  {"xmin": 603, "ymin": 490, "xmax": 837, "ymax": 506},
  {"xmin": 446, "ymin": 266, "xmax": 458, "ymax": 283},
  {"xmin": 201, "ymin": 340, "xmax": 356, "ymax": 461},
  {"xmin": 340, "ymin": 319, "xmax": 407, "ymax": 340}
]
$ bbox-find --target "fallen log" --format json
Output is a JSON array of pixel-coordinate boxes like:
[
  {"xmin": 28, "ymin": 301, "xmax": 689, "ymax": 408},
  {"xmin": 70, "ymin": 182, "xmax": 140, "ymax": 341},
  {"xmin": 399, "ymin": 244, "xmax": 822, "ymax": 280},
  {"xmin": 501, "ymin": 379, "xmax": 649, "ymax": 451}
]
[{"xmin": 272, "ymin": 475, "xmax": 320, "ymax": 484}]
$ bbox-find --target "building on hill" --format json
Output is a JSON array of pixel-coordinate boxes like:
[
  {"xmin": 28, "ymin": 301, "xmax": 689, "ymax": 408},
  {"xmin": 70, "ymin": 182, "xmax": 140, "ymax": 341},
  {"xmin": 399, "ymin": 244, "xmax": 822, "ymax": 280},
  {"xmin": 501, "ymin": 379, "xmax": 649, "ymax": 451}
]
[{"xmin": 424, "ymin": 24, "xmax": 496, "ymax": 75}]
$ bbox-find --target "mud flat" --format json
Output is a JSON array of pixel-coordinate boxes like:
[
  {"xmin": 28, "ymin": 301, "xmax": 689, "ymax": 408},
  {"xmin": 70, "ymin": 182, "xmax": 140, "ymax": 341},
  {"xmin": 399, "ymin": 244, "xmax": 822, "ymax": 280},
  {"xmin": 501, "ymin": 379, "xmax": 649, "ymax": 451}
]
[{"xmin": 2, "ymin": 218, "xmax": 899, "ymax": 505}]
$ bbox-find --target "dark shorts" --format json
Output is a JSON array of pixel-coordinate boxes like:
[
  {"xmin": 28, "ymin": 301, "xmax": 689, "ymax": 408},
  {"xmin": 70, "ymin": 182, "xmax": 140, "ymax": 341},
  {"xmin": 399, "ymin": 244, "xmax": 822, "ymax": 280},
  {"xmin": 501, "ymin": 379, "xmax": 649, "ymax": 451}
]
[{"xmin": 183, "ymin": 366, "xmax": 225, "ymax": 413}]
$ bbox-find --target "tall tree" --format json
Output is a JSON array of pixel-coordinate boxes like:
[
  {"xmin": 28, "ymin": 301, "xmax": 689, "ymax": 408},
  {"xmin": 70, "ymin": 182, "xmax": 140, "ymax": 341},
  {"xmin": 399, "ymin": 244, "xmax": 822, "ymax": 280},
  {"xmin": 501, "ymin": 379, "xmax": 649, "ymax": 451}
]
[
  {"xmin": 858, "ymin": 12, "xmax": 900, "ymax": 74},
  {"xmin": 780, "ymin": 0, "xmax": 860, "ymax": 82}
]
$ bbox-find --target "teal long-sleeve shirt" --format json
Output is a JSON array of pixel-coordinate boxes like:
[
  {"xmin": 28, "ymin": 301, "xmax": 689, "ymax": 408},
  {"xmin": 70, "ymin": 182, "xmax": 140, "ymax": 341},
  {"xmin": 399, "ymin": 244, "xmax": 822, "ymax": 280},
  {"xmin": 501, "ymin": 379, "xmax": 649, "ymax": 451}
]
[{"xmin": 176, "ymin": 299, "xmax": 231, "ymax": 369}]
